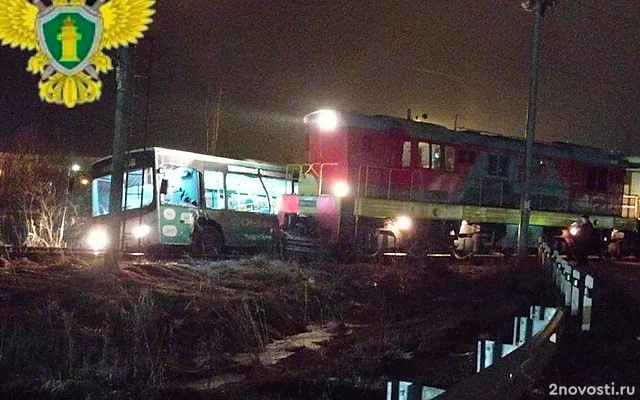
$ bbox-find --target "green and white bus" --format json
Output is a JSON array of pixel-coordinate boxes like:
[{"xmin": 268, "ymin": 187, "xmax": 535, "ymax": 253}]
[{"xmin": 87, "ymin": 147, "xmax": 293, "ymax": 257}]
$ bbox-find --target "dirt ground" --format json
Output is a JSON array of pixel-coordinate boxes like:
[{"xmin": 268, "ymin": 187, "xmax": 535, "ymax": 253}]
[{"xmin": 0, "ymin": 254, "xmax": 551, "ymax": 399}]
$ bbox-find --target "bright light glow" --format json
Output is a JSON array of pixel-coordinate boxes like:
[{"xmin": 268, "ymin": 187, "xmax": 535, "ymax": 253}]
[
  {"xmin": 449, "ymin": 230, "xmax": 456, "ymax": 236},
  {"xmin": 333, "ymin": 181, "xmax": 350, "ymax": 197},
  {"xmin": 71, "ymin": 164, "xmax": 81, "ymax": 172},
  {"xmin": 304, "ymin": 110, "xmax": 339, "ymax": 131},
  {"xmin": 395, "ymin": 216, "xmax": 412, "ymax": 231},
  {"xmin": 80, "ymin": 178, "xmax": 89, "ymax": 185},
  {"xmin": 86, "ymin": 227, "xmax": 108, "ymax": 252},
  {"xmin": 569, "ymin": 226, "xmax": 579, "ymax": 236},
  {"xmin": 133, "ymin": 224, "xmax": 151, "ymax": 239}
]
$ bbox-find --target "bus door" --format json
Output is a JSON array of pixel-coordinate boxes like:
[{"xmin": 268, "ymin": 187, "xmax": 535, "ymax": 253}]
[{"xmin": 158, "ymin": 165, "xmax": 200, "ymax": 245}]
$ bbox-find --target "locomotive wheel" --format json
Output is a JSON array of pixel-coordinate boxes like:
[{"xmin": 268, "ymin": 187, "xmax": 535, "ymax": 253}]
[
  {"xmin": 357, "ymin": 228, "xmax": 382, "ymax": 258},
  {"xmin": 191, "ymin": 225, "xmax": 223, "ymax": 259},
  {"xmin": 452, "ymin": 247, "xmax": 471, "ymax": 260}
]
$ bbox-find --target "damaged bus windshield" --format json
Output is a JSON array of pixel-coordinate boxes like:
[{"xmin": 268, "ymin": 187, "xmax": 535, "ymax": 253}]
[{"xmin": 92, "ymin": 167, "xmax": 155, "ymax": 216}]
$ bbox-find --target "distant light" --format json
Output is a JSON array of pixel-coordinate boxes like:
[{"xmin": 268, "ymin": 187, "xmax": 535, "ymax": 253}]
[
  {"xmin": 569, "ymin": 226, "xmax": 579, "ymax": 236},
  {"xmin": 304, "ymin": 109, "xmax": 339, "ymax": 132},
  {"xmin": 80, "ymin": 178, "xmax": 89, "ymax": 185},
  {"xmin": 395, "ymin": 216, "xmax": 412, "ymax": 231},
  {"xmin": 71, "ymin": 164, "xmax": 81, "ymax": 172},
  {"xmin": 333, "ymin": 181, "xmax": 350, "ymax": 197}
]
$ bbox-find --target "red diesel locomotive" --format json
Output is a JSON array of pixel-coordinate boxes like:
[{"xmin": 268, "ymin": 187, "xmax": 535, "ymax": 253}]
[{"xmin": 278, "ymin": 110, "xmax": 638, "ymax": 259}]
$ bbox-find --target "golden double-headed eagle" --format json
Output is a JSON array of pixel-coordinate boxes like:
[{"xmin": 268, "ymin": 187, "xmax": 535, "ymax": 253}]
[{"xmin": 0, "ymin": 0, "xmax": 155, "ymax": 107}]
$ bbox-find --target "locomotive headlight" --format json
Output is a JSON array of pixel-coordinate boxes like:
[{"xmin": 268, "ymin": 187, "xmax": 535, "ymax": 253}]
[
  {"xmin": 86, "ymin": 227, "xmax": 108, "ymax": 252},
  {"xmin": 332, "ymin": 181, "xmax": 350, "ymax": 197},
  {"xmin": 304, "ymin": 109, "xmax": 339, "ymax": 131},
  {"xmin": 394, "ymin": 216, "xmax": 412, "ymax": 231},
  {"xmin": 133, "ymin": 224, "xmax": 151, "ymax": 239},
  {"xmin": 569, "ymin": 226, "xmax": 579, "ymax": 236}
]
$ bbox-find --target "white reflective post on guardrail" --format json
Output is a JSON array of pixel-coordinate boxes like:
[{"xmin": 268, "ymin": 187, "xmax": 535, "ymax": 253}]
[
  {"xmin": 562, "ymin": 265, "xmax": 573, "ymax": 308},
  {"xmin": 582, "ymin": 275, "xmax": 593, "ymax": 331},
  {"xmin": 386, "ymin": 380, "xmax": 446, "ymax": 400},
  {"xmin": 571, "ymin": 269, "xmax": 581, "ymax": 316},
  {"xmin": 477, "ymin": 340, "xmax": 519, "ymax": 372}
]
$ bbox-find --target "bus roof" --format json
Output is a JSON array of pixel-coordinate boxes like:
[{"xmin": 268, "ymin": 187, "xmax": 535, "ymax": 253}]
[{"xmin": 92, "ymin": 147, "xmax": 286, "ymax": 172}]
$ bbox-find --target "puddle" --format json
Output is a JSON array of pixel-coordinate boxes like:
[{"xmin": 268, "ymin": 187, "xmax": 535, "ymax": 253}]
[{"xmin": 234, "ymin": 323, "xmax": 338, "ymax": 366}]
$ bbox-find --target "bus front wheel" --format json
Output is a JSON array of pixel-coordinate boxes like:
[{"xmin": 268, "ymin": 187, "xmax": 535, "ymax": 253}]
[{"xmin": 192, "ymin": 225, "xmax": 223, "ymax": 259}]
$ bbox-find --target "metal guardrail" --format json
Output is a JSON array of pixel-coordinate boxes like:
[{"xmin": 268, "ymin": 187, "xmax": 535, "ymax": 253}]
[
  {"xmin": 387, "ymin": 249, "xmax": 572, "ymax": 400},
  {"xmin": 387, "ymin": 305, "xmax": 564, "ymax": 400},
  {"xmin": 437, "ymin": 307, "xmax": 564, "ymax": 400},
  {"xmin": 540, "ymin": 242, "xmax": 594, "ymax": 331}
]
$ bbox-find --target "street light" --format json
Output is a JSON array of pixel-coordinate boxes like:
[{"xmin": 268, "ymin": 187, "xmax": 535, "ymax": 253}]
[{"xmin": 59, "ymin": 163, "xmax": 80, "ymax": 247}]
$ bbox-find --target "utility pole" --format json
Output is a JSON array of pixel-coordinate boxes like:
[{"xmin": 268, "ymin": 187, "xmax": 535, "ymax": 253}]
[
  {"xmin": 104, "ymin": 46, "xmax": 132, "ymax": 273},
  {"xmin": 517, "ymin": 0, "xmax": 553, "ymax": 263},
  {"xmin": 211, "ymin": 84, "xmax": 223, "ymax": 155},
  {"xmin": 205, "ymin": 83, "xmax": 223, "ymax": 155}
]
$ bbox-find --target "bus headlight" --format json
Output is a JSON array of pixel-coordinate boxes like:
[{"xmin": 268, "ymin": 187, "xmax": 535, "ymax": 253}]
[
  {"xmin": 86, "ymin": 227, "xmax": 108, "ymax": 252},
  {"xmin": 133, "ymin": 224, "xmax": 151, "ymax": 239},
  {"xmin": 333, "ymin": 181, "xmax": 350, "ymax": 197}
]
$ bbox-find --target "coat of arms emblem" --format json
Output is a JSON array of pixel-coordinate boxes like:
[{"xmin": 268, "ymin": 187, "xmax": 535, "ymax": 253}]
[{"xmin": 0, "ymin": 0, "xmax": 155, "ymax": 108}]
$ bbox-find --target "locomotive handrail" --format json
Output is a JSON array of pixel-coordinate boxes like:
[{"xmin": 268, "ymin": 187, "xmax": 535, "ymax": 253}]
[
  {"xmin": 317, "ymin": 163, "xmax": 339, "ymax": 195},
  {"xmin": 622, "ymin": 194, "xmax": 639, "ymax": 219},
  {"xmin": 285, "ymin": 162, "xmax": 339, "ymax": 195},
  {"xmin": 355, "ymin": 165, "xmax": 630, "ymax": 219}
]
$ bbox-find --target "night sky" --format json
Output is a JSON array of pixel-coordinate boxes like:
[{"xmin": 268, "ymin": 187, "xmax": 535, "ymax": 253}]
[{"xmin": 1, "ymin": 0, "xmax": 639, "ymax": 164}]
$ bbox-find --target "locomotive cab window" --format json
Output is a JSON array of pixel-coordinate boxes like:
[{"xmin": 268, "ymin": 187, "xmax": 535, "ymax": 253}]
[
  {"xmin": 402, "ymin": 141, "xmax": 411, "ymax": 167},
  {"xmin": 431, "ymin": 144, "xmax": 442, "ymax": 170},
  {"xmin": 419, "ymin": 142, "xmax": 430, "ymax": 168}
]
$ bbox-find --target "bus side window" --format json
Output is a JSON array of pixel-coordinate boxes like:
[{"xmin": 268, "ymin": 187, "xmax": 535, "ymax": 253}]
[
  {"xmin": 204, "ymin": 169, "xmax": 225, "ymax": 210},
  {"xmin": 161, "ymin": 166, "xmax": 199, "ymax": 206}
]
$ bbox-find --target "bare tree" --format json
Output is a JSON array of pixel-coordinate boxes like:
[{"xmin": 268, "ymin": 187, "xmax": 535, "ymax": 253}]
[{"xmin": 0, "ymin": 150, "xmax": 91, "ymax": 248}]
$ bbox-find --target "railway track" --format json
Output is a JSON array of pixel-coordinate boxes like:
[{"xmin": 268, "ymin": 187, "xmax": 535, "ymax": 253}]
[
  {"xmin": 2, "ymin": 244, "xmax": 512, "ymax": 265},
  {"xmin": 2, "ymin": 246, "xmax": 144, "ymax": 260}
]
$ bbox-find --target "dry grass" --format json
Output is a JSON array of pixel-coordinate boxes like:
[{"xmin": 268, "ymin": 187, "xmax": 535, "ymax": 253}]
[{"xmin": 0, "ymin": 255, "xmax": 549, "ymax": 399}]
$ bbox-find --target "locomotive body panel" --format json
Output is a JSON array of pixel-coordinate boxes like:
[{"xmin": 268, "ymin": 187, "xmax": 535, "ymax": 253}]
[{"xmin": 284, "ymin": 110, "xmax": 637, "ymax": 257}]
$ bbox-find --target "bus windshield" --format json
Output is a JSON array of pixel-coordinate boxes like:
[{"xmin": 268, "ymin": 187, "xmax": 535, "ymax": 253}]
[{"xmin": 92, "ymin": 167, "xmax": 155, "ymax": 216}]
